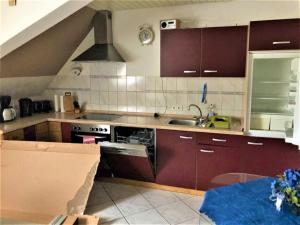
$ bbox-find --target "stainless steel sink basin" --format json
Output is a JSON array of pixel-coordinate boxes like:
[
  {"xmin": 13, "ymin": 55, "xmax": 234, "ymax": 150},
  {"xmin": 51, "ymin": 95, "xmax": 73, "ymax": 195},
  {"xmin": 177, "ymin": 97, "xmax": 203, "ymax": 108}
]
[{"xmin": 169, "ymin": 119, "xmax": 199, "ymax": 126}]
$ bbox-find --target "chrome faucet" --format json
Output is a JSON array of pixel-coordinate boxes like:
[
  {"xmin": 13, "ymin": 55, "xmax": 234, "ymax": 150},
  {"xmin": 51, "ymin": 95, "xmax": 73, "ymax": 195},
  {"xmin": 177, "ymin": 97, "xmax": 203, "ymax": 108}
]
[{"xmin": 188, "ymin": 104, "xmax": 203, "ymax": 120}]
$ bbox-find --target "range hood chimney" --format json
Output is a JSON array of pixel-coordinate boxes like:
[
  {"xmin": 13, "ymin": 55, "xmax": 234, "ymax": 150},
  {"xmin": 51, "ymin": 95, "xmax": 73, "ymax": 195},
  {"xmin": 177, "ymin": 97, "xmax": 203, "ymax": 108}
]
[{"xmin": 73, "ymin": 10, "xmax": 125, "ymax": 62}]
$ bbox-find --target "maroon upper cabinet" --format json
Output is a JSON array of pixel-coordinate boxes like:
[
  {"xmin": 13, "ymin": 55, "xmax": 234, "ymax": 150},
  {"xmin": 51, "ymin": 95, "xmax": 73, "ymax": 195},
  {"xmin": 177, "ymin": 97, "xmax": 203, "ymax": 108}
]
[
  {"xmin": 249, "ymin": 19, "xmax": 300, "ymax": 51},
  {"xmin": 156, "ymin": 129, "xmax": 197, "ymax": 189},
  {"xmin": 160, "ymin": 29, "xmax": 201, "ymax": 77},
  {"xmin": 201, "ymin": 26, "xmax": 248, "ymax": 77}
]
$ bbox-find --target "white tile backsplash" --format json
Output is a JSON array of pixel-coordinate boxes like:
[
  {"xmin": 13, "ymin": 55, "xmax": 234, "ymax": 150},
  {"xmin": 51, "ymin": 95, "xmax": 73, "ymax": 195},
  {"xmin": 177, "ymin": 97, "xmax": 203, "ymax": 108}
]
[
  {"xmin": 118, "ymin": 78, "xmax": 127, "ymax": 92},
  {"xmin": 45, "ymin": 61, "xmax": 245, "ymax": 118}
]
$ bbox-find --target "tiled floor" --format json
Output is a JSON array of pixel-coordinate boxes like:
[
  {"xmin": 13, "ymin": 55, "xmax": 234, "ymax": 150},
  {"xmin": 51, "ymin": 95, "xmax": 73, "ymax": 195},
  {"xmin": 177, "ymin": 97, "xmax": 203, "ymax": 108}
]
[{"xmin": 85, "ymin": 181, "xmax": 214, "ymax": 225}]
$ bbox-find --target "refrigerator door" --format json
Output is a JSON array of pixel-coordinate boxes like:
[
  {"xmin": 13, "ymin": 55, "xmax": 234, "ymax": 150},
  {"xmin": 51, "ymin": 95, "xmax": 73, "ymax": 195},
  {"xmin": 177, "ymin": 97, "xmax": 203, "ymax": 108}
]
[{"xmin": 247, "ymin": 51, "xmax": 300, "ymax": 145}]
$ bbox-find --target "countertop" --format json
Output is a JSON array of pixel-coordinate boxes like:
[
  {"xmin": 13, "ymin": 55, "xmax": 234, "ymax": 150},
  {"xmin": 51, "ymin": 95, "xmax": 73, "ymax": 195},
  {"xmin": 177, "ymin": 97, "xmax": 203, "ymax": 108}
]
[{"xmin": 0, "ymin": 111, "xmax": 244, "ymax": 136}]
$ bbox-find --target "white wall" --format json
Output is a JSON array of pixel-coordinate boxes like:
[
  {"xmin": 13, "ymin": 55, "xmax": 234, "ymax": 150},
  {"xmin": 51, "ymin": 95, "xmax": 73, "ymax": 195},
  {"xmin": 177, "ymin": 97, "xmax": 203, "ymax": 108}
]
[
  {"xmin": 0, "ymin": 0, "xmax": 92, "ymax": 57},
  {"xmin": 44, "ymin": 0, "xmax": 300, "ymax": 118},
  {"xmin": 112, "ymin": 0, "xmax": 300, "ymax": 76}
]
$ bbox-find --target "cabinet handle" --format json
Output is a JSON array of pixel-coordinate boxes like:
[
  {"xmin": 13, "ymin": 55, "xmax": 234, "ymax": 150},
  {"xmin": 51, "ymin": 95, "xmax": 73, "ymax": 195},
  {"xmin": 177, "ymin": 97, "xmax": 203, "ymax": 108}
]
[
  {"xmin": 204, "ymin": 70, "xmax": 218, "ymax": 73},
  {"xmin": 247, "ymin": 141, "xmax": 263, "ymax": 146},
  {"xmin": 272, "ymin": 41, "xmax": 291, "ymax": 45},
  {"xmin": 179, "ymin": 136, "xmax": 193, "ymax": 140},
  {"xmin": 184, "ymin": 70, "xmax": 197, "ymax": 74},
  {"xmin": 212, "ymin": 138, "xmax": 227, "ymax": 142},
  {"xmin": 200, "ymin": 149, "xmax": 215, "ymax": 153}
]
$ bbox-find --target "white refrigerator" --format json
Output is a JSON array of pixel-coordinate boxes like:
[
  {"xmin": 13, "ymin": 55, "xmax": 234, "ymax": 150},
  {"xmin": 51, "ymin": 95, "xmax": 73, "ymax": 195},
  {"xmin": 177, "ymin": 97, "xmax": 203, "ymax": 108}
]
[{"xmin": 246, "ymin": 51, "xmax": 300, "ymax": 149}]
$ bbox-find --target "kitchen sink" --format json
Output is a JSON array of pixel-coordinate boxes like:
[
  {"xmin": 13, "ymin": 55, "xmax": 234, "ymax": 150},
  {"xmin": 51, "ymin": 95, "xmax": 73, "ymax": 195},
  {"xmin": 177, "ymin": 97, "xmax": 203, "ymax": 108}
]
[{"xmin": 169, "ymin": 119, "xmax": 201, "ymax": 126}]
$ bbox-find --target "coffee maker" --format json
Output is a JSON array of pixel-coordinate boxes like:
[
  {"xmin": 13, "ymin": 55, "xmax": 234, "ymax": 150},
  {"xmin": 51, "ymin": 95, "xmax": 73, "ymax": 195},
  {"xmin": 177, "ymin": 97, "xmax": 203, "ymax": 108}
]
[
  {"xmin": 0, "ymin": 96, "xmax": 16, "ymax": 122},
  {"xmin": 19, "ymin": 98, "xmax": 33, "ymax": 117}
]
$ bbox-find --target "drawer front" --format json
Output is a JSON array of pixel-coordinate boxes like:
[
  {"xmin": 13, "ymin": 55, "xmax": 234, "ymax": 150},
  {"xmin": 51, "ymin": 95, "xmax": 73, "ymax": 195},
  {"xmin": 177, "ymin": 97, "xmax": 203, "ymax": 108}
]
[
  {"xmin": 242, "ymin": 136, "xmax": 283, "ymax": 150},
  {"xmin": 4, "ymin": 129, "xmax": 24, "ymax": 140},
  {"xmin": 197, "ymin": 133, "xmax": 242, "ymax": 147}
]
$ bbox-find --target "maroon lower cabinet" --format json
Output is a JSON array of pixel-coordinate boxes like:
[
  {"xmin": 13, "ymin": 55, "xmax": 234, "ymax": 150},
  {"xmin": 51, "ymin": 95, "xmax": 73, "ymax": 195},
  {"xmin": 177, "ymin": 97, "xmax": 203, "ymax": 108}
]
[
  {"xmin": 156, "ymin": 129, "xmax": 197, "ymax": 189},
  {"xmin": 196, "ymin": 144, "xmax": 242, "ymax": 191},
  {"xmin": 249, "ymin": 19, "xmax": 300, "ymax": 50},
  {"xmin": 61, "ymin": 122, "xmax": 72, "ymax": 143},
  {"xmin": 201, "ymin": 26, "xmax": 248, "ymax": 77},
  {"xmin": 104, "ymin": 154, "xmax": 155, "ymax": 182},
  {"xmin": 242, "ymin": 136, "xmax": 300, "ymax": 176},
  {"xmin": 23, "ymin": 125, "xmax": 36, "ymax": 141}
]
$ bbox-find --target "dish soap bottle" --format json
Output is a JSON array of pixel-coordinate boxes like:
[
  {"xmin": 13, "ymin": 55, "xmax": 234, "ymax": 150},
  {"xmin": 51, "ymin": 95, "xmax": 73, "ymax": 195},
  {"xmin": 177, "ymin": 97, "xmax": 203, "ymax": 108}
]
[{"xmin": 207, "ymin": 104, "xmax": 216, "ymax": 118}]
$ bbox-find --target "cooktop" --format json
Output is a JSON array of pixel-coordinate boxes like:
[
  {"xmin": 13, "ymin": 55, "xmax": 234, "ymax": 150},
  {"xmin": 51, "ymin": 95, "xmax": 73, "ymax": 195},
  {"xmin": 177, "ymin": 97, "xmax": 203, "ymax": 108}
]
[{"xmin": 76, "ymin": 113, "xmax": 121, "ymax": 121}]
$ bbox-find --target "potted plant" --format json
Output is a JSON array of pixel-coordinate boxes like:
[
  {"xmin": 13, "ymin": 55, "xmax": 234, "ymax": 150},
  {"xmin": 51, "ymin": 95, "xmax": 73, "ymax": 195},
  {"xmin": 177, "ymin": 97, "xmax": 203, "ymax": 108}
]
[{"xmin": 271, "ymin": 169, "xmax": 300, "ymax": 216}]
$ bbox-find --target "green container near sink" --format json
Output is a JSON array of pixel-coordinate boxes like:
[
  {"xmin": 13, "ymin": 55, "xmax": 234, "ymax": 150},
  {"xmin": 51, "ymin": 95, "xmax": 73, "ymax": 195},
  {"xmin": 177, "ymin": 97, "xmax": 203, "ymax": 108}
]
[{"xmin": 206, "ymin": 116, "xmax": 231, "ymax": 129}]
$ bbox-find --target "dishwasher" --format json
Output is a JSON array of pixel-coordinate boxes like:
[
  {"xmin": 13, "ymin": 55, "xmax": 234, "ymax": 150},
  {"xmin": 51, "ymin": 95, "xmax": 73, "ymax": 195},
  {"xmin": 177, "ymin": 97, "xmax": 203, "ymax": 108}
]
[
  {"xmin": 103, "ymin": 126, "xmax": 156, "ymax": 182},
  {"xmin": 71, "ymin": 123, "xmax": 155, "ymax": 182}
]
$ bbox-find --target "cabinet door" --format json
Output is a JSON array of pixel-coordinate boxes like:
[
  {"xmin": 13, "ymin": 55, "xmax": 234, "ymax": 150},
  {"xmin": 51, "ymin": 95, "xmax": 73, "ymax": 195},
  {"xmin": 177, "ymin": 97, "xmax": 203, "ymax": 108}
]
[
  {"xmin": 201, "ymin": 26, "xmax": 248, "ymax": 77},
  {"xmin": 49, "ymin": 122, "xmax": 62, "ymax": 142},
  {"xmin": 35, "ymin": 122, "xmax": 49, "ymax": 141},
  {"xmin": 161, "ymin": 29, "xmax": 201, "ymax": 77},
  {"xmin": 242, "ymin": 137, "xmax": 300, "ymax": 176},
  {"xmin": 61, "ymin": 123, "xmax": 72, "ymax": 143},
  {"xmin": 156, "ymin": 129, "xmax": 197, "ymax": 189},
  {"xmin": 196, "ymin": 145, "xmax": 241, "ymax": 191},
  {"xmin": 249, "ymin": 19, "xmax": 300, "ymax": 50},
  {"xmin": 4, "ymin": 129, "xmax": 24, "ymax": 140},
  {"xmin": 24, "ymin": 126, "xmax": 36, "ymax": 141}
]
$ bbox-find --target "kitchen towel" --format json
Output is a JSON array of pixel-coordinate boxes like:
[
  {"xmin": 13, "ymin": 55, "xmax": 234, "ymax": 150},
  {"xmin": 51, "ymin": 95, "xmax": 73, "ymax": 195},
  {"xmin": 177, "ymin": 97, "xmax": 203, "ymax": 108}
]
[{"xmin": 82, "ymin": 135, "xmax": 96, "ymax": 144}]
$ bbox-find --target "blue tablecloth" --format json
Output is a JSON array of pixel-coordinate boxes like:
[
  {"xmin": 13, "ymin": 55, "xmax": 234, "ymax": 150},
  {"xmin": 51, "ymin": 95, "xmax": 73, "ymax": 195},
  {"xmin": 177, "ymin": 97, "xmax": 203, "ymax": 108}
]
[{"xmin": 199, "ymin": 178, "xmax": 300, "ymax": 225}]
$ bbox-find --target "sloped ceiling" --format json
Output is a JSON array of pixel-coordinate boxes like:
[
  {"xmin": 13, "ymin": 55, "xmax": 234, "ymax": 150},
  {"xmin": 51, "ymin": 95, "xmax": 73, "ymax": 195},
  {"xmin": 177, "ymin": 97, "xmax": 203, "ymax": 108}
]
[
  {"xmin": 89, "ymin": 0, "xmax": 231, "ymax": 11},
  {"xmin": 0, "ymin": 7, "xmax": 96, "ymax": 78}
]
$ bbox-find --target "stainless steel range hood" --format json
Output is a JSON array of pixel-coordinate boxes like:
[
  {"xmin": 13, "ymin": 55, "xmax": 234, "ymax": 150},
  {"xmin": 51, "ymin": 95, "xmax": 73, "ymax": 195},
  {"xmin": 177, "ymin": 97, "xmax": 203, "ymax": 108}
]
[{"xmin": 73, "ymin": 10, "xmax": 125, "ymax": 62}]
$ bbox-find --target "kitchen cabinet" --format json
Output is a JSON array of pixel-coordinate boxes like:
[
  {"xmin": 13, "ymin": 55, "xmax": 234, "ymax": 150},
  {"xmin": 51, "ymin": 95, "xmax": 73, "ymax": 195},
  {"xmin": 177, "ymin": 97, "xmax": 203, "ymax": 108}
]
[
  {"xmin": 156, "ymin": 129, "xmax": 197, "ymax": 189},
  {"xmin": 61, "ymin": 122, "xmax": 72, "ymax": 143},
  {"xmin": 49, "ymin": 122, "xmax": 62, "ymax": 142},
  {"xmin": 249, "ymin": 19, "xmax": 300, "ymax": 50},
  {"xmin": 160, "ymin": 28, "xmax": 201, "ymax": 77},
  {"xmin": 24, "ymin": 125, "xmax": 36, "ymax": 141},
  {"xmin": 241, "ymin": 136, "xmax": 300, "ymax": 176},
  {"xmin": 35, "ymin": 122, "xmax": 49, "ymax": 141},
  {"xmin": 196, "ymin": 144, "xmax": 242, "ymax": 190},
  {"xmin": 201, "ymin": 26, "xmax": 248, "ymax": 77},
  {"xmin": 4, "ymin": 129, "xmax": 24, "ymax": 140}
]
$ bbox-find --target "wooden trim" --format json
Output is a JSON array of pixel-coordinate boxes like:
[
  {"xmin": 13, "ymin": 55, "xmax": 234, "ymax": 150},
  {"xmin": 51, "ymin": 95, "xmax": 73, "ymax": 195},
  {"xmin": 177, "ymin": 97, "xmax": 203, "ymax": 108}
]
[{"xmin": 97, "ymin": 177, "xmax": 205, "ymax": 196}]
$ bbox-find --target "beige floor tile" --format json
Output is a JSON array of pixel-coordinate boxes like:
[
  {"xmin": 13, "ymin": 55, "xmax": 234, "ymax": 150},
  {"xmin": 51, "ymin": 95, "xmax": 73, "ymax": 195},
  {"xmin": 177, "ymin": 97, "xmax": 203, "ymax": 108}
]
[
  {"xmin": 182, "ymin": 196, "xmax": 204, "ymax": 213},
  {"xmin": 136, "ymin": 186, "xmax": 179, "ymax": 207},
  {"xmin": 88, "ymin": 186, "xmax": 111, "ymax": 206},
  {"xmin": 178, "ymin": 216, "xmax": 214, "ymax": 225},
  {"xmin": 85, "ymin": 201, "xmax": 123, "ymax": 223},
  {"xmin": 101, "ymin": 218, "xmax": 129, "ymax": 225},
  {"xmin": 156, "ymin": 201, "xmax": 198, "ymax": 224},
  {"xmin": 125, "ymin": 209, "xmax": 168, "ymax": 224},
  {"xmin": 102, "ymin": 182, "xmax": 140, "ymax": 201},
  {"xmin": 115, "ymin": 194, "xmax": 153, "ymax": 216},
  {"xmin": 173, "ymin": 192, "xmax": 196, "ymax": 200}
]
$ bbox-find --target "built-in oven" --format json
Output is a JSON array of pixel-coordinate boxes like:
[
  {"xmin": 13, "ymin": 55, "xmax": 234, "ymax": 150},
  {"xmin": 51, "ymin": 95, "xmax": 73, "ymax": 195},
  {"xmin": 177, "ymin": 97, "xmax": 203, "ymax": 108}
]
[{"xmin": 71, "ymin": 124, "xmax": 156, "ymax": 182}]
